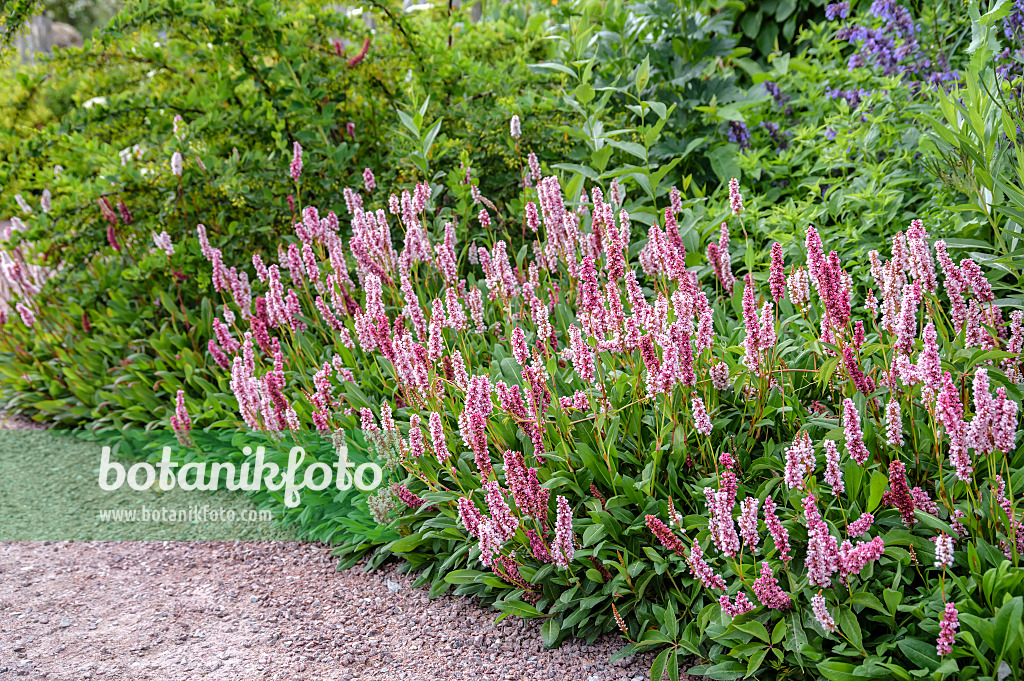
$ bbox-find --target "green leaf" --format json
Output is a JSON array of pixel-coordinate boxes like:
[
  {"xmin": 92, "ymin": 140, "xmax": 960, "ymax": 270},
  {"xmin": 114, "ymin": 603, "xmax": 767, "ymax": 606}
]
[
  {"xmin": 704, "ymin": 660, "xmax": 746, "ymax": 680},
  {"xmin": 896, "ymin": 639, "xmax": 940, "ymax": 672},
  {"xmin": 745, "ymin": 647, "xmax": 767, "ymax": 678},
  {"xmin": 530, "ymin": 61, "xmax": 578, "ymax": 79},
  {"xmin": 707, "ymin": 145, "xmax": 741, "ymax": 184},
  {"xmin": 389, "ymin": 533, "xmax": 424, "ymax": 552},
  {"xmin": 733, "ymin": 620, "xmax": 770, "ymax": 642},
  {"xmin": 867, "ymin": 470, "xmax": 888, "ymax": 512},
  {"xmin": 651, "ymin": 648, "xmax": 670, "ymax": 681},
  {"xmin": 850, "ymin": 592, "xmax": 886, "ymax": 614},
  {"xmin": 836, "ymin": 607, "xmax": 863, "ymax": 652},
  {"xmin": 541, "ymin": 617, "xmax": 560, "ymax": 648},
  {"xmin": 635, "ymin": 56, "xmax": 650, "ymax": 93},
  {"xmin": 817, "ymin": 661, "xmax": 862, "ymax": 681},
  {"xmin": 609, "ymin": 140, "xmax": 647, "ymax": 161},
  {"xmin": 574, "ymin": 82, "xmax": 596, "ymax": 105},
  {"xmin": 994, "ymin": 596, "xmax": 1023, "ymax": 656},
  {"xmin": 494, "ymin": 600, "xmax": 544, "ymax": 618},
  {"xmin": 444, "ymin": 569, "xmax": 484, "ymax": 584}
]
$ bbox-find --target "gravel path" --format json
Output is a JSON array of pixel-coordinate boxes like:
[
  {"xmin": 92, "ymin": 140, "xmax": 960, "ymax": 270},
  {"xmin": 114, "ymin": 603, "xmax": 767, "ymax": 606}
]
[
  {"xmin": 0, "ymin": 421, "xmax": 657, "ymax": 680},
  {"xmin": 0, "ymin": 542, "xmax": 654, "ymax": 681}
]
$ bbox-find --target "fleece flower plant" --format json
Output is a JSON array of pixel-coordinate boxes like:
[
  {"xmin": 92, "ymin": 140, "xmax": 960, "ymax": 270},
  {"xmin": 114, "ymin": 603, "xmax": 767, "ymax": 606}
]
[{"xmin": 188, "ymin": 141, "xmax": 1024, "ymax": 677}]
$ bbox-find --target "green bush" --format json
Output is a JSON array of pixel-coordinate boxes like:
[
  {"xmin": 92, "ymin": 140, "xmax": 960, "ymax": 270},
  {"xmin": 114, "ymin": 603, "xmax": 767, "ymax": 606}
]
[{"xmin": 0, "ymin": 0, "xmax": 564, "ymax": 427}]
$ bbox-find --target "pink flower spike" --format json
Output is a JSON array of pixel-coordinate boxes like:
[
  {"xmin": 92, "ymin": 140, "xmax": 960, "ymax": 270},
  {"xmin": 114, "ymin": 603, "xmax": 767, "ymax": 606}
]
[
  {"xmin": 762, "ymin": 496, "xmax": 791, "ymax": 562},
  {"xmin": 811, "ymin": 594, "xmax": 837, "ymax": 632},
  {"xmin": 289, "ymin": 142, "xmax": 302, "ymax": 182},
  {"xmin": 933, "ymin": 533, "xmax": 954, "ymax": 568},
  {"xmin": 692, "ymin": 396, "xmax": 712, "ymax": 436},
  {"xmin": 169, "ymin": 389, "xmax": 193, "ymax": 447},
  {"xmin": 429, "ymin": 412, "xmax": 449, "ymax": 464},
  {"xmin": 769, "ymin": 242, "xmax": 786, "ymax": 302},
  {"xmin": 728, "ymin": 178, "xmax": 744, "ymax": 216},
  {"xmin": 887, "ymin": 459, "xmax": 917, "ymax": 527},
  {"xmin": 752, "ymin": 563, "xmax": 790, "ymax": 610},
  {"xmin": 551, "ymin": 495, "xmax": 577, "ymax": 568},
  {"xmin": 843, "ymin": 398, "xmax": 870, "ymax": 465},
  {"xmin": 686, "ymin": 542, "xmax": 726, "ymax": 591},
  {"xmin": 847, "ymin": 512, "xmax": 874, "ymax": 538},
  {"xmin": 738, "ymin": 497, "xmax": 760, "ymax": 554},
  {"xmin": 937, "ymin": 602, "xmax": 959, "ymax": 656},
  {"xmin": 646, "ymin": 515, "xmax": 685, "ymax": 556},
  {"xmin": 720, "ymin": 591, "xmax": 756, "ymax": 617},
  {"xmin": 784, "ymin": 431, "xmax": 815, "ymax": 490},
  {"xmin": 823, "ymin": 439, "xmax": 844, "ymax": 496}
]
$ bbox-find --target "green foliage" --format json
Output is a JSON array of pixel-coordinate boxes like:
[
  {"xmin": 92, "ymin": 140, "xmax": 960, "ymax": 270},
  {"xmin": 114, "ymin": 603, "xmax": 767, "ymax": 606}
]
[
  {"xmin": 0, "ymin": 0, "xmax": 42, "ymax": 58},
  {"xmin": 0, "ymin": 0, "xmax": 562, "ymax": 427},
  {"xmin": 735, "ymin": 0, "xmax": 828, "ymax": 58},
  {"xmin": 923, "ymin": 10, "xmax": 1024, "ymax": 302}
]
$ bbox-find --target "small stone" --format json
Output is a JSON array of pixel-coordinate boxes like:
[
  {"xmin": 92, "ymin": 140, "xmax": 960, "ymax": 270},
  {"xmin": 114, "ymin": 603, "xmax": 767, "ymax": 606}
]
[{"xmin": 58, "ymin": 616, "xmax": 71, "ymax": 628}]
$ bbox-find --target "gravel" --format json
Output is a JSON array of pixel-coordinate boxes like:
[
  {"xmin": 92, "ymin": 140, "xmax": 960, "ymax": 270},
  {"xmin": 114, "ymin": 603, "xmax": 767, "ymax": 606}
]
[{"xmin": 0, "ymin": 541, "xmax": 657, "ymax": 680}]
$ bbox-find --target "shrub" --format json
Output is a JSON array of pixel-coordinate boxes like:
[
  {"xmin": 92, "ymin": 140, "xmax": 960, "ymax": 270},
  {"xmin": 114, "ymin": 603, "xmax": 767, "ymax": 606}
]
[
  {"xmin": 0, "ymin": 0, "xmax": 564, "ymax": 427},
  {"xmin": 167, "ymin": 146, "xmax": 1024, "ymax": 678}
]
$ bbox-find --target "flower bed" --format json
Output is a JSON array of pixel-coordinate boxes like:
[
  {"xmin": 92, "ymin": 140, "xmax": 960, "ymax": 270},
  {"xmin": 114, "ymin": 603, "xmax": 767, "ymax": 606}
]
[{"xmin": 185, "ymin": 156, "xmax": 1024, "ymax": 678}]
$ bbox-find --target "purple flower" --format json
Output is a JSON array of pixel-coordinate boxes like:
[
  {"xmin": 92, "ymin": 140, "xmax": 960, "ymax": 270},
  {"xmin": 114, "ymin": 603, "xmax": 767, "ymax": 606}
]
[
  {"xmin": 825, "ymin": 2, "xmax": 849, "ymax": 20},
  {"xmin": 727, "ymin": 121, "xmax": 750, "ymax": 150}
]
